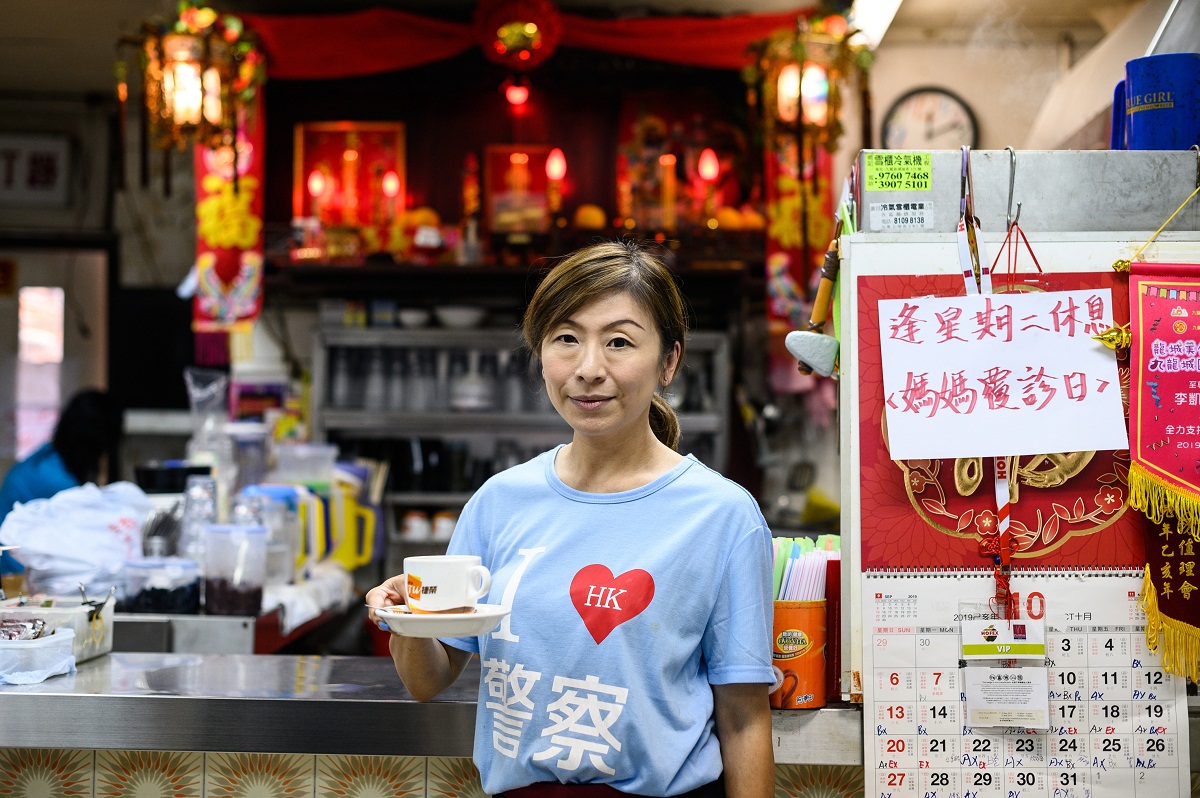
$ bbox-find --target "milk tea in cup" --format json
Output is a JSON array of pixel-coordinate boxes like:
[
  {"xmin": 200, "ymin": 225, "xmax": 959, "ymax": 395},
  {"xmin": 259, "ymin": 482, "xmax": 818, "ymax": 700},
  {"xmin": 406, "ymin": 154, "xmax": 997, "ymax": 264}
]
[{"xmin": 403, "ymin": 555, "xmax": 491, "ymax": 613}]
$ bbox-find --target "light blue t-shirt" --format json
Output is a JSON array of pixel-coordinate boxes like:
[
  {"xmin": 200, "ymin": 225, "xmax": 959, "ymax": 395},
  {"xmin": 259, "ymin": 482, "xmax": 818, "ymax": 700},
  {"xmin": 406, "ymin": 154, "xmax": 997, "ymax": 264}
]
[{"xmin": 443, "ymin": 445, "xmax": 774, "ymax": 797}]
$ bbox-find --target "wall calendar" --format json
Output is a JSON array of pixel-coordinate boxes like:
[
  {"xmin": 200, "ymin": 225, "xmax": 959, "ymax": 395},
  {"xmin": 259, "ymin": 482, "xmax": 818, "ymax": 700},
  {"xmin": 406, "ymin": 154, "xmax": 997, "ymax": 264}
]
[{"xmin": 862, "ymin": 570, "xmax": 1189, "ymax": 798}]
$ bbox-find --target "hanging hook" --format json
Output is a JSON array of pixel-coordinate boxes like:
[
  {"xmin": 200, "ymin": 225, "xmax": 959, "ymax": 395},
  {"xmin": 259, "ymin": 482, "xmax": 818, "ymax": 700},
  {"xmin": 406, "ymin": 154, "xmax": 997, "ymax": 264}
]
[
  {"xmin": 960, "ymin": 145, "xmax": 981, "ymax": 223},
  {"xmin": 1005, "ymin": 146, "xmax": 1022, "ymax": 229}
]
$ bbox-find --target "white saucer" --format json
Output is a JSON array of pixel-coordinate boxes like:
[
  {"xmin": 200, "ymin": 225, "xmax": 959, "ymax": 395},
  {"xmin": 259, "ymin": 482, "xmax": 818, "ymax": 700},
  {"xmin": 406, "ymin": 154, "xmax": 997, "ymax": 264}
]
[{"xmin": 375, "ymin": 603, "xmax": 510, "ymax": 638}]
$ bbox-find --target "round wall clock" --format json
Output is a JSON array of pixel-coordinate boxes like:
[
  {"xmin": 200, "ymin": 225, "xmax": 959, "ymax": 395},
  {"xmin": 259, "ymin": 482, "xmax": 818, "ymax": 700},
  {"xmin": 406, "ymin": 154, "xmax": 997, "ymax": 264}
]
[{"xmin": 881, "ymin": 87, "xmax": 979, "ymax": 150}]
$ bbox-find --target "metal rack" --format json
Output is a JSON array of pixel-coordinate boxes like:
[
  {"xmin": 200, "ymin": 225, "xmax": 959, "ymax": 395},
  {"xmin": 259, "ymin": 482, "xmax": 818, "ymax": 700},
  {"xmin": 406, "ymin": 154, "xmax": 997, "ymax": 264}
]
[{"xmin": 310, "ymin": 325, "xmax": 732, "ymax": 569}]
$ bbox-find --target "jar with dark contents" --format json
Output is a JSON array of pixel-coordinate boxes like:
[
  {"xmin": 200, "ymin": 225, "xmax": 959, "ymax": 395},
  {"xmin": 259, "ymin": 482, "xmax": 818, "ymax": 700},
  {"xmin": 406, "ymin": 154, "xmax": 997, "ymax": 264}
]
[
  {"xmin": 121, "ymin": 558, "xmax": 202, "ymax": 614},
  {"xmin": 202, "ymin": 578, "xmax": 264, "ymax": 616},
  {"xmin": 202, "ymin": 524, "xmax": 268, "ymax": 616}
]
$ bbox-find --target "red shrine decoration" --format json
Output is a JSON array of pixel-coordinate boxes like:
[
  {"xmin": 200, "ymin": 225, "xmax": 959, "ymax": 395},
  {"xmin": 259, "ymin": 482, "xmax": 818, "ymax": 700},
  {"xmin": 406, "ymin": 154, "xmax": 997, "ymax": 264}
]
[
  {"xmin": 474, "ymin": 0, "xmax": 563, "ymax": 72},
  {"xmin": 191, "ymin": 92, "xmax": 266, "ymax": 364}
]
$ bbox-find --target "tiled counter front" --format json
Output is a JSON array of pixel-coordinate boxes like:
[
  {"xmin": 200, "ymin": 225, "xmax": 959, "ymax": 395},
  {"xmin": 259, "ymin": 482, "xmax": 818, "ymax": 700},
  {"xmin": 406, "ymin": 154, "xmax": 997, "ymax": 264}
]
[{"xmin": 0, "ymin": 750, "xmax": 868, "ymax": 798}]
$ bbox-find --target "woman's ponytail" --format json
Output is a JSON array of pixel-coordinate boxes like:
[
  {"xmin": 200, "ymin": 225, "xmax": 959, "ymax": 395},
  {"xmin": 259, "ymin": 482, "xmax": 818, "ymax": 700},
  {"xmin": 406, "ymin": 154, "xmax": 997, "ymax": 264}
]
[{"xmin": 649, "ymin": 392, "xmax": 681, "ymax": 451}]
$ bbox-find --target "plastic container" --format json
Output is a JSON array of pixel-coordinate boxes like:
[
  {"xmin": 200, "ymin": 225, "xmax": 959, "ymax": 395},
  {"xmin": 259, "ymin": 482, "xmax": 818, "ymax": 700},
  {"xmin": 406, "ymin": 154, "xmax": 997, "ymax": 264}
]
[
  {"xmin": 265, "ymin": 542, "xmax": 292, "ymax": 586},
  {"xmin": 203, "ymin": 525, "xmax": 267, "ymax": 616},
  {"xmin": 0, "ymin": 597, "xmax": 113, "ymax": 663},
  {"xmin": 122, "ymin": 557, "xmax": 201, "ymax": 614},
  {"xmin": 226, "ymin": 421, "xmax": 270, "ymax": 492},
  {"xmin": 0, "ymin": 628, "xmax": 76, "ymax": 684},
  {"xmin": 270, "ymin": 443, "xmax": 338, "ymax": 489},
  {"xmin": 240, "ymin": 485, "xmax": 304, "ymax": 583}
]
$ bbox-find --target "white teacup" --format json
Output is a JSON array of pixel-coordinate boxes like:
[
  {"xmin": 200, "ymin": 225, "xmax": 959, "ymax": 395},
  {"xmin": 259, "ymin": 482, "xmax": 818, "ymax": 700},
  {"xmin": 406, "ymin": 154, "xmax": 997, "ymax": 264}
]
[{"xmin": 403, "ymin": 555, "xmax": 491, "ymax": 614}]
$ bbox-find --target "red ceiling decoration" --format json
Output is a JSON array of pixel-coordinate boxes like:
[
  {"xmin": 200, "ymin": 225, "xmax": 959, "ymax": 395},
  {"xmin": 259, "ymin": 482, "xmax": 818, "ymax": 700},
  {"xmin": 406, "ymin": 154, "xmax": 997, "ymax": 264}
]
[{"xmin": 240, "ymin": 7, "xmax": 813, "ymax": 79}]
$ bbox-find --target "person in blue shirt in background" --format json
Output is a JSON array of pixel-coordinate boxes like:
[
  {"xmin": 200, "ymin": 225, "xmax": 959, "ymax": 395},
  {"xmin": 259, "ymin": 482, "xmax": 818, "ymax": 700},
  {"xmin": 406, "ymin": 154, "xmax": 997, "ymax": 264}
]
[{"xmin": 0, "ymin": 389, "xmax": 123, "ymax": 577}]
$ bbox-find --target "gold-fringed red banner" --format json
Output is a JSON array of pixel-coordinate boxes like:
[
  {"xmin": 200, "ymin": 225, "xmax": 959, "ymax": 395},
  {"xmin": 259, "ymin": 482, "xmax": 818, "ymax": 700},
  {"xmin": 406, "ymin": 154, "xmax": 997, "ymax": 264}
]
[
  {"xmin": 1128, "ymin": 262, "xmax": 1200, "ymax": 539},
  {"xmin": 1130, "ymin": 262, "xmax": 1200, "ymax": 681},
  {"xmin": 192, "ymin": 93, "xmax": 265, "ymax": 354},
  {"xmin": 1140, "ymin": 525, "xmax": 1200, "ymax": 682}
]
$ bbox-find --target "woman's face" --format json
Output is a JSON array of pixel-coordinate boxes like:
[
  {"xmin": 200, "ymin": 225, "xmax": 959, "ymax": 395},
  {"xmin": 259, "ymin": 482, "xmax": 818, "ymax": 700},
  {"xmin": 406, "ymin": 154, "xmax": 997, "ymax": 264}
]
[{"xmin": 540, "ymin": 291, "xmax": 679, "ymax": 444}]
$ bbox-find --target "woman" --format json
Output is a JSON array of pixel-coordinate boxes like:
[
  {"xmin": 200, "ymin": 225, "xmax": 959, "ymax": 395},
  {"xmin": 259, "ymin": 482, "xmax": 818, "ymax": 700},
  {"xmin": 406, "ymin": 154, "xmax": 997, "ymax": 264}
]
[
  {"xmin": 0, "ymin": 389, "xmax": 123, "ymax": 575},
  {"xmin": 367, "ymin": 241, "xmax": 774, "ymax": 798}
]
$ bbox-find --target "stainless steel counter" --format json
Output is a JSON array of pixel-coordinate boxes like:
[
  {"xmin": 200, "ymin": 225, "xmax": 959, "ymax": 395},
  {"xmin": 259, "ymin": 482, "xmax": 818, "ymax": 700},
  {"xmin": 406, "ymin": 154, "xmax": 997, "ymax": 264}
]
[
  {"xmin": 0, "ymin": 653, "xmax": 863, "ymax": 763},
  {"xmin": 0, "ymin": 653, "xmax": 477, "ymax": 756}
]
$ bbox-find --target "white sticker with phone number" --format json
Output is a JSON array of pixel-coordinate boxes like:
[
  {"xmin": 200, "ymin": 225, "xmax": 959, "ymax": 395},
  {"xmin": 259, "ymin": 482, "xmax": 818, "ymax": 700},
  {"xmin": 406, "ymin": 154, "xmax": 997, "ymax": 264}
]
[{"xmin": 869, "ymin": 201, "xmax": 932, "ymax": 232}]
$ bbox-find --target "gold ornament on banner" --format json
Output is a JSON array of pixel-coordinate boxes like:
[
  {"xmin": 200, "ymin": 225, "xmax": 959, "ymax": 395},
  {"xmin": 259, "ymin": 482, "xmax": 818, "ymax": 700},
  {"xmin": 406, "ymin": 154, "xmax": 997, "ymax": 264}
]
[{"xmin": 1092, "ymin": 324, "xmax": 1131, "ymax": 352}]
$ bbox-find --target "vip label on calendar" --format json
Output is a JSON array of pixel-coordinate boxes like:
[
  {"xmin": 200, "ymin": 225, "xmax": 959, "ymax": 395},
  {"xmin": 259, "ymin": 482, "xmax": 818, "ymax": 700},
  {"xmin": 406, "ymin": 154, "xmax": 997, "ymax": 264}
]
[
  {"xmin": 861, "ymin": 571, "xmax": 1189, "ymax": 798},
  {"xmin": 961, "ymin": 617, "xmax": 1046, "ymax": 659}
]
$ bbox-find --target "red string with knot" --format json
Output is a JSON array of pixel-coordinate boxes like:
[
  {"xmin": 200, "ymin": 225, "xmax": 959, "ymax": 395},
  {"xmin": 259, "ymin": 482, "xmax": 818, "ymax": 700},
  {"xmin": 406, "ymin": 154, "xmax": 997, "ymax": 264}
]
[
  {"xmin": 991, "ymin": 219, "xmax": 1043, "ymax": 294},
  {"xmin": 979, "ymin": 527, "xmax": 1017, "ymax": 621}
]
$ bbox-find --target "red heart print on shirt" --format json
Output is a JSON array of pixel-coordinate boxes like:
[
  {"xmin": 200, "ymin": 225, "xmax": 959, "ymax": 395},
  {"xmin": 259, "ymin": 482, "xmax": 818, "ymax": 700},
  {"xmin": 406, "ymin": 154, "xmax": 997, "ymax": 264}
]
[{"xmin": 570, "ymin": 564, "xmax": 655, "ymax": 644}]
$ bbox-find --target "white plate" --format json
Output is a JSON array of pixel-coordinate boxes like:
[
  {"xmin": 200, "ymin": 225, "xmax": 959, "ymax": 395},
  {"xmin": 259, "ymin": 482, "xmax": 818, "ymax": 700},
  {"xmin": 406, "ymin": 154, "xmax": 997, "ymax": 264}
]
[{"xmin": 374, "ymin": 603, "xmax": 510, "ymax": 638}]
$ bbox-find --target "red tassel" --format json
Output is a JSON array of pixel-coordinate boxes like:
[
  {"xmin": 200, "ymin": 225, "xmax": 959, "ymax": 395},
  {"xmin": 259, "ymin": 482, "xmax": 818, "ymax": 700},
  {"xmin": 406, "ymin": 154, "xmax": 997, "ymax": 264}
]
[{"xmin": 194, "ymin": 331, "xmax": 230, "ymax": 366}]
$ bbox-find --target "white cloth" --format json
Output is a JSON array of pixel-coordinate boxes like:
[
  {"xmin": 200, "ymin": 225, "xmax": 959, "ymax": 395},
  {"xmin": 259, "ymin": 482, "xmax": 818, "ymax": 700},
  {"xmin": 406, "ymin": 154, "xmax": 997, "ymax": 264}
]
[{"xmin": 261, "ymin": 560, "xmax": 354, "ymax": 635}]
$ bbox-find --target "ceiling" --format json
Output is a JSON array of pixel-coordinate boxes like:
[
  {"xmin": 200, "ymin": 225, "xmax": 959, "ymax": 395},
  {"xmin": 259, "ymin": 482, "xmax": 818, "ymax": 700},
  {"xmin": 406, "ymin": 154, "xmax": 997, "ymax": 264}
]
[{"xmin": 0, "ymin": 0, "xmax": 1136, "ymax": 98}]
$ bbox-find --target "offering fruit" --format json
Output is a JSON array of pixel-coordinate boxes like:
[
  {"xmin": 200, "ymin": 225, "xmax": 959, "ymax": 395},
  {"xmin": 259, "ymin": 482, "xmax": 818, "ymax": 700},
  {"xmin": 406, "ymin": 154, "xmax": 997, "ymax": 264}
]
[
  {"xmin": 573, "ymin": 204, "xmax": 607, "ymax": 230},
  {"xmin": 740, "ymin": 208, "xmax": 766, "ymax": 230},
  {"xmin": 404, "ymin": 206, "xmax": 441, "ymax": 229},
  {"xmin": 715, "ymin": 206, "xmax": 744, "ymax": 230}
]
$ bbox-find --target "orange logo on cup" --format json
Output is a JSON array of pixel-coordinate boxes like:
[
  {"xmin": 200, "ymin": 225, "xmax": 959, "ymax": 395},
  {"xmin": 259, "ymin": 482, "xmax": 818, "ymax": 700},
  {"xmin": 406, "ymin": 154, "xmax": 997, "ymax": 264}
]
[
  {"xmin": 406, "ymin": 575, "xmax": 423, "ymax": 604},
  {"xmin": 774, "ymin": 628, "xmax": 811, "ymax": 659}
]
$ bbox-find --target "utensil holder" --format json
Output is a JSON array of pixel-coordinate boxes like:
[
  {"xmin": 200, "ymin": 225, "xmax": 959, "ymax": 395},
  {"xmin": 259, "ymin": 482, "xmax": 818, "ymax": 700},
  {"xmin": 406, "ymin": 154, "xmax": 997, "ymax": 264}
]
[{"xmin": 769, "ymin": 599, "xmax": 826, "ymax": 709}]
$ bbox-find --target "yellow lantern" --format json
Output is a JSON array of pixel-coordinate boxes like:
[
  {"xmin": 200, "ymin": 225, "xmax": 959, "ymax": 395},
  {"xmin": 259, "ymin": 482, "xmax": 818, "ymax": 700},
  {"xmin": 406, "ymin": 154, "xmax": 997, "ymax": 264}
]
[
  {"xmin": 750, "ymin": 14, "xmax": 869, "ymax": 154},
  {"xmin": 123, "ymin": 2, "xmax": 263, "ymax": 154}
]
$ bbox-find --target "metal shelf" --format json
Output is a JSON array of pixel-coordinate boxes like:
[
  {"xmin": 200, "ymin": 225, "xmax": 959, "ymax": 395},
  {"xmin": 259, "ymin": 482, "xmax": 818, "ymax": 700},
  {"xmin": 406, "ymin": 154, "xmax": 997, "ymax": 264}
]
[
  {"xmin": 322, "ymin": 410, "xmax": 570, "ymax": 433},
  {"xmin": 322, "ymin": 410, "xmax": 722, "ymax": 434},
  {"xmin": 311, "ymin": 323, "xmax": 732, "ymax": 482},
  {"xmin": 384, "ymin": 492, "xmax": 473, "ymax": 506},
  {"xmin": 320, "ymin": 326, "xmax": 523, "ymax": 349}
]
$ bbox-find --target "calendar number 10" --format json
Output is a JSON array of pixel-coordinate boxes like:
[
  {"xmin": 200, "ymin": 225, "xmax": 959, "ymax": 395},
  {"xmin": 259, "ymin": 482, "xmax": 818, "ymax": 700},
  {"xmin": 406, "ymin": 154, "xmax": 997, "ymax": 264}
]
[{"xmin": 1005, "ymin": 591, "xmax": 1046, "ymax": 620}]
